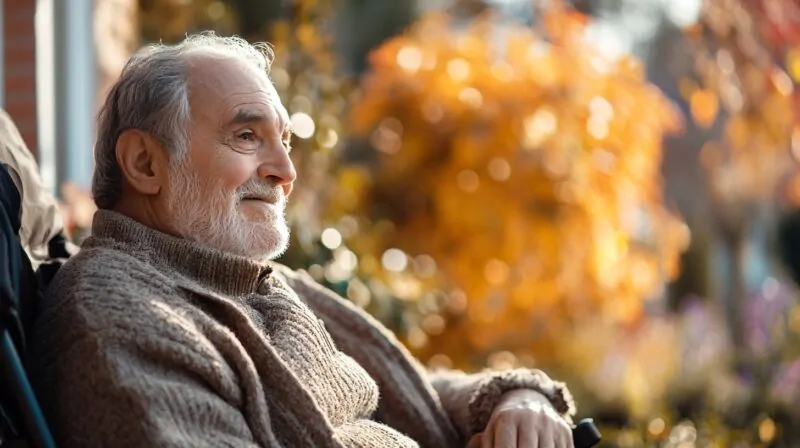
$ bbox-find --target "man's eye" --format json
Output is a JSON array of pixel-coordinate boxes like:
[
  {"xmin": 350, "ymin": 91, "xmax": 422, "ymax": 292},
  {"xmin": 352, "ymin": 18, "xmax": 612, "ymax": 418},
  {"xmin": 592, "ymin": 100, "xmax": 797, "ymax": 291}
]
[
  {"xmin": 283, "ymin": 132, "xmax": 294, "ymax": 151},
  {"xmin": 238, "ymin": 131, "xmax": 257, "ymax": 141}
]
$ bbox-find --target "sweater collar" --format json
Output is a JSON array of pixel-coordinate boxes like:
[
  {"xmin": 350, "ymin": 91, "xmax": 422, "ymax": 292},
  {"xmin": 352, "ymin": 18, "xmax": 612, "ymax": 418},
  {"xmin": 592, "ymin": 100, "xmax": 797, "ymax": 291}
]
[{"xmin": 87, "ymin": 209, "xmax": 272, "ymax": 297}]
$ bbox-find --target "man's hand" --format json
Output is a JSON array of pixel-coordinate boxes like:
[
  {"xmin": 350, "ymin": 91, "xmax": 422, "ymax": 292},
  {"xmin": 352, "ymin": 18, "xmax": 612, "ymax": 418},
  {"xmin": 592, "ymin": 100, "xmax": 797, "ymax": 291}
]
[{"xmin": 467, "ymin": 389, "xmax": 574, "ymax": 448}]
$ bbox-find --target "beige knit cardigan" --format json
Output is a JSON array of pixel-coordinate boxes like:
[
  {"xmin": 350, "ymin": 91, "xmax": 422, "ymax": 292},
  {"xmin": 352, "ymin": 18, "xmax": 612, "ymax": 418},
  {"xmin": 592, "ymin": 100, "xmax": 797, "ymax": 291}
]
[{"xmin": 29, "ymin": 210, "xmax": 575, "ymax": 447}]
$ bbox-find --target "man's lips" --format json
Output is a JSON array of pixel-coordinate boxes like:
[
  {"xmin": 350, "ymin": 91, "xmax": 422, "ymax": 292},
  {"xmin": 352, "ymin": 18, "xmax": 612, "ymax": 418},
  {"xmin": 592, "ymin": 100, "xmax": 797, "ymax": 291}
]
[{"xmin": 241, "ymin": 196, "xmax": 279, "ymax": 205}]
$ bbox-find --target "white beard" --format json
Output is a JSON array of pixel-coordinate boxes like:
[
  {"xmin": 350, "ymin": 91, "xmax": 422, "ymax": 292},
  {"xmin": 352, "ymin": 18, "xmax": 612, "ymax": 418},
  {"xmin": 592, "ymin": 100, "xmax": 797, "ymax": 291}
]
[{"xmin": 167, "ymin": 160, "xmax": 290, "ymax": 261}]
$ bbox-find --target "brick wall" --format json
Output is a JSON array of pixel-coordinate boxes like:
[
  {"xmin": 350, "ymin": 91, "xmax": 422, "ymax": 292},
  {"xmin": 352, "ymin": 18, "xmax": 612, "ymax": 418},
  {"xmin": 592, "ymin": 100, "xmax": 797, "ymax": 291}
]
[{"xmin": 3, "ymin": 0, "xmax": 38, "ymax": 155}]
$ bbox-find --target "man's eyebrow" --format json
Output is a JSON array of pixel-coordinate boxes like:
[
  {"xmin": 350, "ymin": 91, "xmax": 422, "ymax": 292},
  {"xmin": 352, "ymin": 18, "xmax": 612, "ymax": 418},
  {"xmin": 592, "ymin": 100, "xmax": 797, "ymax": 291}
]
[
  {"xmin": 227, "ymin": 109, "xmax": 270, "ymax": 126},
  {"xmin": 228, "ymin": 108, "xmax": 293, "ymax": 136}
]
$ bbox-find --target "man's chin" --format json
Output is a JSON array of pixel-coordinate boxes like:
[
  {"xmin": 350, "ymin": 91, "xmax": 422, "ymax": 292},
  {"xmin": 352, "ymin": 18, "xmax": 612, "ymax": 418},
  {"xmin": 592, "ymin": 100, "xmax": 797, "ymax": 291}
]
[
  {"xmin": 182, "ymin": 214, "xmax": 290, "ymax": 262},
  {"xmin": 245, "ymin": 227, "xmax": 290, "ymax": 262},
  {"xmin": 240, "ymin": 202, "xmax": 284, "ymax": 224}
]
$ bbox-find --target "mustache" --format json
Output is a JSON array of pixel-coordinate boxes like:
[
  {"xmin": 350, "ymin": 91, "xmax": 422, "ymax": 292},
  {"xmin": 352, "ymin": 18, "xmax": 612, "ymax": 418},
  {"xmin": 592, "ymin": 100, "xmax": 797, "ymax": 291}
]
[{"xmin": 236, "ymin": 180, "xmax": 285, "ymax": 204}]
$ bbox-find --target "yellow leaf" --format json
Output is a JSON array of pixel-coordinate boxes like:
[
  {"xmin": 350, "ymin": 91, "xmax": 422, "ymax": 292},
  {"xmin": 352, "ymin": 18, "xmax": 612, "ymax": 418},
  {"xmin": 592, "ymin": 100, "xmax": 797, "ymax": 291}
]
[
  {"xmin": 787, "ymin": 48, "xmax": 800, "ymax": 82},
  {"xmin": 690, "ymin": 89, "xmax": 719, "ymax": 128}
]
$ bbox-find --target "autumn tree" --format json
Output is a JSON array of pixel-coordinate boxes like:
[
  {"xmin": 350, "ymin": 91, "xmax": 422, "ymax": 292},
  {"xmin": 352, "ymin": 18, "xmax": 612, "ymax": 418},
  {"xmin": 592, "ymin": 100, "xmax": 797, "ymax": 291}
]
[
  {"xmin": 679, "ymin": 0, "xmax": 798, "ymax": 358},
  {"xmin": 687, "ymin": 0, "xmax": 796, "ymax": 200},
  {"xmin": 345, "ymin": 4, "xmax": 690, "ymax": 370}
]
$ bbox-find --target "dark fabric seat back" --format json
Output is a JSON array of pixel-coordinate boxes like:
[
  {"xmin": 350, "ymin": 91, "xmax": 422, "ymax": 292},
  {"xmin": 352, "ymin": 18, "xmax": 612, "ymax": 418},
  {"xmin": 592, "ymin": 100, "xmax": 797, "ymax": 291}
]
[{"xmin": 0, "ymin": 163, "xmax": 58, "ymax": 448}]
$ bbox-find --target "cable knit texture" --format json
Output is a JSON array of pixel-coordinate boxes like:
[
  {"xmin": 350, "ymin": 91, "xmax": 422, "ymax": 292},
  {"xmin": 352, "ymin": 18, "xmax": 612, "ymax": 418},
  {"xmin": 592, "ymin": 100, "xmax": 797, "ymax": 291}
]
[{"xmin": 29, "ymin": 210, "xmax": 575, "ymax": 448}]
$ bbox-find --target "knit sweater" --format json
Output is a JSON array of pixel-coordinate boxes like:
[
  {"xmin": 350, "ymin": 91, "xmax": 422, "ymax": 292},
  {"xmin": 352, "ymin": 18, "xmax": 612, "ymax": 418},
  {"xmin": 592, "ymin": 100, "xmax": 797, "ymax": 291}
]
[{"xmin": 29, "ymin": 210, "xmax": 575, "ymax": 447}]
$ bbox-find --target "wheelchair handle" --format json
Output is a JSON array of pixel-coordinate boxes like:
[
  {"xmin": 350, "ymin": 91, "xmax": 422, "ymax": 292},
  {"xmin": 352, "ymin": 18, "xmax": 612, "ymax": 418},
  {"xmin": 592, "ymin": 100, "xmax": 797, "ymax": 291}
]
[{"xmin": 572, "ymin": 418, "xmax": 601, "ymax": 448}]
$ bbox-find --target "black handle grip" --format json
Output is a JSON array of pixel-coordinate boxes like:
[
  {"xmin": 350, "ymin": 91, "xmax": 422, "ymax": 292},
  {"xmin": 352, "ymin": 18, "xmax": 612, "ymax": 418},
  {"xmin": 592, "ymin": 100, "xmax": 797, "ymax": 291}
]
[{"xmin": 572, "ymin": 418, "xmax": 601, "ymax": 448}]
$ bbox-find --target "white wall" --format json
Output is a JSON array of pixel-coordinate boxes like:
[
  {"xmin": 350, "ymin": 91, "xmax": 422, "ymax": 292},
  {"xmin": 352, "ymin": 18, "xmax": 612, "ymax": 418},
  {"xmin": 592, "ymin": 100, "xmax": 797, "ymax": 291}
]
[
  {"xmin": 36, "ymin": 0, "xmax": 95, "ymax": 195},
  {"xmin": 35, "ymin": 0, "xmax": 55, "ymax": 191}
]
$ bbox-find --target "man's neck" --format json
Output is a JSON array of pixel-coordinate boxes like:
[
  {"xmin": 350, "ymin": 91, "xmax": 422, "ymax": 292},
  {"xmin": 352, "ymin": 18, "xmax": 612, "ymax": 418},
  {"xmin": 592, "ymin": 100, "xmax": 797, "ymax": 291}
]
[
  {"xmin": 90, "ymin": 209, "xmax": 272, "ymax": 297},
  {"xmin": 112, "ymin": 195, "xmax": 180, "ymax": 240}
]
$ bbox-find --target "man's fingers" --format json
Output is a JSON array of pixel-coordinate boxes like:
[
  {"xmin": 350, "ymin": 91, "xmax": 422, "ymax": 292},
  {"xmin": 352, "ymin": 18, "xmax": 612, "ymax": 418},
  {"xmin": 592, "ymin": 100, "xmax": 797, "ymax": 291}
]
[
  {"xmin": 537, "ymin": 420, "xmax": 569, "ymax": 448},
  {"xmin": 493, "ymin": 414, "xmax": 519, "ymax": 448},
  {"xmin": 466, "ymin": 433, "xmax": 483, "ymax": 448},
  {"xmin": 480, "ymin": 407, "xmax": 573, "ymax": 448},
  {"xmin": 537, "ymin": 431, "xmax": 554, "ymax": 448},
  {"xmin": 556, "ymin": 417, "xmax": 574, "ymax": 448},
  {"xmin": 518, "ymin": 416, "xmax": 539, "ymax": 448},
  {"xmin": 482, "ymin": 425, "xmax": 494, "ymax": 448},
  {"xmin": 561, "ymin": 425, "xmax": 575, "ymax": 448}
]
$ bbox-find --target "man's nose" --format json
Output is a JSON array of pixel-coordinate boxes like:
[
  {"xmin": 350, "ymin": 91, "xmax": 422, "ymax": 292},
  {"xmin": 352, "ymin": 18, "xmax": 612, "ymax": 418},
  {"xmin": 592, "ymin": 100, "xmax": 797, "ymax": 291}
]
[{"xmin": 257, "ymin": 149, "xmax": 297, "ymax": 193}]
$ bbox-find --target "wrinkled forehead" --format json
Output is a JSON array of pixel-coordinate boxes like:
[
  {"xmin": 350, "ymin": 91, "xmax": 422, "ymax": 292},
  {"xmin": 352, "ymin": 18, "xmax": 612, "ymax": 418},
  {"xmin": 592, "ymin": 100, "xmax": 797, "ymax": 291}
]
[{"xmin": 185, "ymin": 52, "xmax": 288, "ymax": 129}]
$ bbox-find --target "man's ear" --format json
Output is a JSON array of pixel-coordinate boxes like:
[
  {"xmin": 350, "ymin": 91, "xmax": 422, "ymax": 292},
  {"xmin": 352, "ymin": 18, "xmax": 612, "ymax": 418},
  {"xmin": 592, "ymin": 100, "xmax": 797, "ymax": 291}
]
[{"xmin": 115, "ymin": 129, "xmax": 167, "ymax": 196}]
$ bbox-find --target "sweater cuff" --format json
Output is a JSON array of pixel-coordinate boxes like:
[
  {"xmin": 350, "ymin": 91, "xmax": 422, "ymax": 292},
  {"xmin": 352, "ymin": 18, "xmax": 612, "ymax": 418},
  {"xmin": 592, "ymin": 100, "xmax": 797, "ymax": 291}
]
[{"xmin": 467, "ymin": 369, "xmax": 576, "ymax": 434}]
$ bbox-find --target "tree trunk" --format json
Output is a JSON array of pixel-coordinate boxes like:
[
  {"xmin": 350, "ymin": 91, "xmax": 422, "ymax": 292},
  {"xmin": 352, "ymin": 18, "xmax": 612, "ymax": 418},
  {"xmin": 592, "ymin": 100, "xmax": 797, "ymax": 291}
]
[
  {"xmin": 713, "ymin": 199, "xmax": 754, "ymax": 373},
  {"xmin": 725, "ymin": 227, "xmax": 748, "ymax": 358}
]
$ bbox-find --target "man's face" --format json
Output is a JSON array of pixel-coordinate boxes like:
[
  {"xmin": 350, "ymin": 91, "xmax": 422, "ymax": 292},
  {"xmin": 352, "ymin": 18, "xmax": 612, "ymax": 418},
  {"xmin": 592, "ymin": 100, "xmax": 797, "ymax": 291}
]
[{"xmin": 166, "ymin": 52, "xmax": 296, "ymax": 261}]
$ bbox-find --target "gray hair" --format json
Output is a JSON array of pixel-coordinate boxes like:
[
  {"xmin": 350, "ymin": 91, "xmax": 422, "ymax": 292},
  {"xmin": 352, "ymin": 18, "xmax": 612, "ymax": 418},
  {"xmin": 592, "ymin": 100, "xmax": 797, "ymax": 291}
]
[{"xmin": 92, "ymin": 32, "xmax": 274, "ymax": 209}]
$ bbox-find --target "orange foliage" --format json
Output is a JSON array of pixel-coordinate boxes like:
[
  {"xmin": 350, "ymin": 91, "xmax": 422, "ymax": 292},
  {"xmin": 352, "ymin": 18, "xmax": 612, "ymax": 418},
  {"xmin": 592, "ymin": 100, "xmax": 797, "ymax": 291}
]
[
  {"xmin": 349, "ymin": 8, "xmax": 690, "ymax": 365},
  {"xmin": 688, "ymin": 0, "xmax": 797, "ymax": 201},
  {"xmin": 138, "ymin": 0, "xmax": 239, "ymax": 42}
]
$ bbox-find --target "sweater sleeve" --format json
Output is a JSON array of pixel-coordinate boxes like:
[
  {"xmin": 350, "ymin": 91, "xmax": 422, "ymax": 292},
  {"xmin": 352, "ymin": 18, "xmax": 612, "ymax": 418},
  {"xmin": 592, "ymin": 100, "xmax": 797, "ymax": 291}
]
[
  {"xmin": 40, "ymin": 330, "xmax": 266, "ymax": 448},
  {"xmin": 427, "ymin": 367, "xmax": 576, "ymax": 437},
  {"xmin": 30, "ymin": 263, "xmax": 281, "ymax": 448},
  {"xmin": 273, "ymin": 264, "xmax": 576, "ymax": 442}
]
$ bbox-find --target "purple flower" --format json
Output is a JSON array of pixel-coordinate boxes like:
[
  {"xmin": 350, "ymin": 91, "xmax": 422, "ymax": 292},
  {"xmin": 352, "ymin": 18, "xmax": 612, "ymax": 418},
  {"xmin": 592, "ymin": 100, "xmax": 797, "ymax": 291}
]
[{"xmin": 771, "ymin": 360, "xmax": 800, "ymax": 403}]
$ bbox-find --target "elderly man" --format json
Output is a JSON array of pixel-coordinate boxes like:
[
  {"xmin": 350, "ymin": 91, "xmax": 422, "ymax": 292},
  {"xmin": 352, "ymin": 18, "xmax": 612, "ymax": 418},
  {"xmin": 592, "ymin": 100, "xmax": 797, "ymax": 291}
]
[{"xmin": 29, "ymin": 33, "xmax": 576, "ymax": 448}]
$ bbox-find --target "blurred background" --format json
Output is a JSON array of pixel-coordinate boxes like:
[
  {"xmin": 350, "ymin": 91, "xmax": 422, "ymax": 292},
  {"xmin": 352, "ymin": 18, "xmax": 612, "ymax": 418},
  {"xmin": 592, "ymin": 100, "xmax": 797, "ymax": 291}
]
[{"xmin": 4, "ymin": 0, "xmax": 800, "ymax": 445}]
